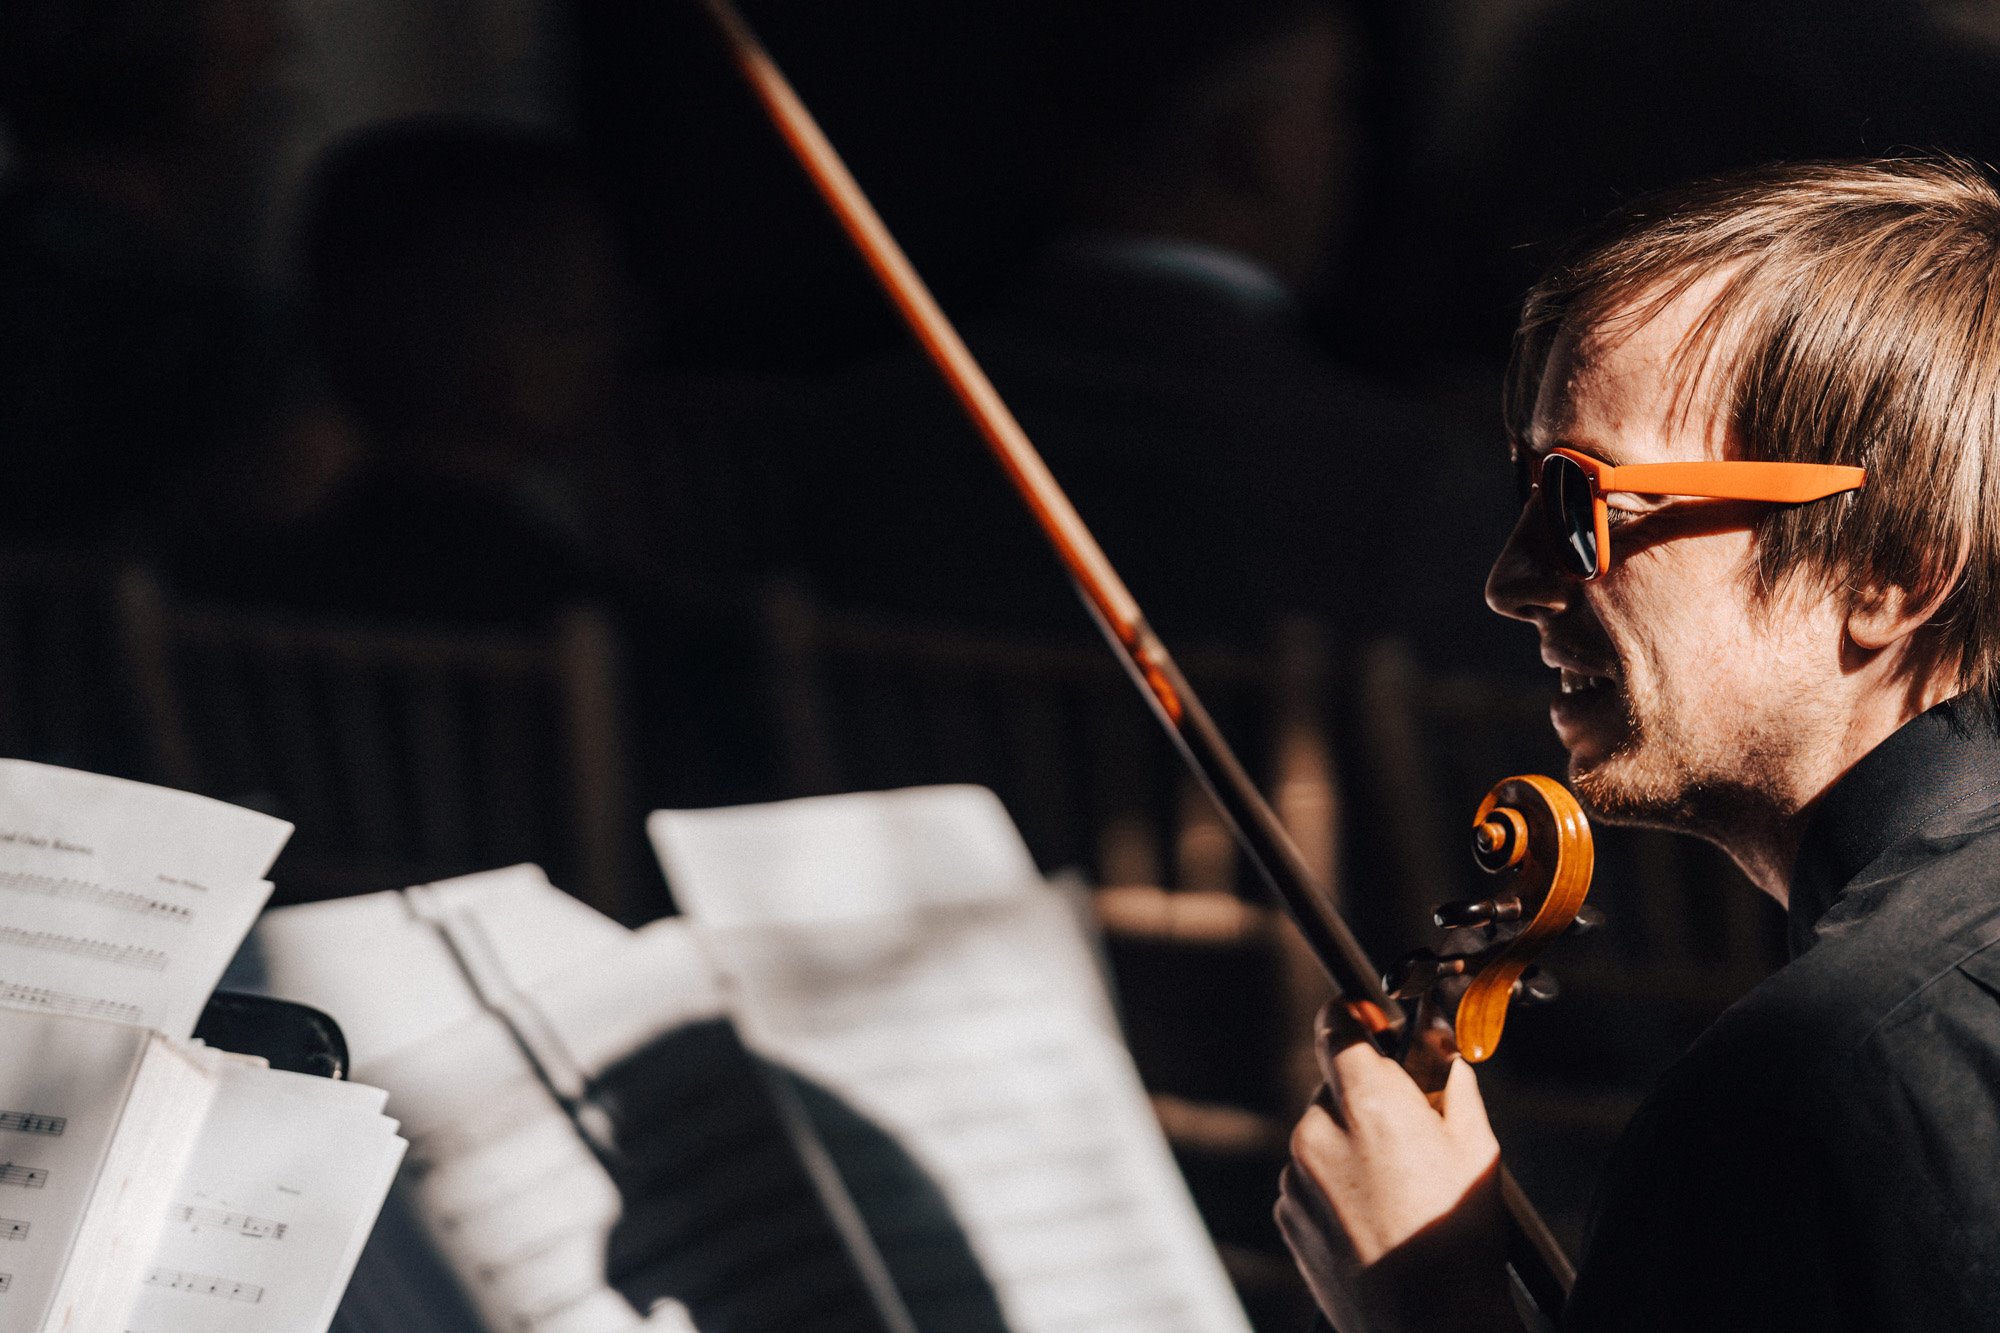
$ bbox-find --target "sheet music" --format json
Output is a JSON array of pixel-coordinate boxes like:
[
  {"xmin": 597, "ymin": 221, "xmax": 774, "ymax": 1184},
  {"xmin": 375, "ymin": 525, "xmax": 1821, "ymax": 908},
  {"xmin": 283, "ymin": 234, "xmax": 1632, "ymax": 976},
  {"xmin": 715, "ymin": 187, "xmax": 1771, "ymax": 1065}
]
[
  {"xmin": 0, "ymin": 1009, "xmax": 162, "ymax": 1329},
  {"xmin": 226, "ymin": 865, "xmax": 629, "ymax": 1069},
  {"xmin": 651, "ymin": 787, "xmax": 1254, "ymax": 1333},
  {"xmin": 122, "ymin": 1058, "xmax": 404, "ymax": 1333},
  {"xmin": 352, "ymin": 920, "xmax": 883, "ymax": 1333},
  {"xmin": 240, "ymin": 871, "xmax": 700, "ymax": 1333},
  {"xmin": 0, "ymin": 760, "xmax": 289, "ymax": 1038}
]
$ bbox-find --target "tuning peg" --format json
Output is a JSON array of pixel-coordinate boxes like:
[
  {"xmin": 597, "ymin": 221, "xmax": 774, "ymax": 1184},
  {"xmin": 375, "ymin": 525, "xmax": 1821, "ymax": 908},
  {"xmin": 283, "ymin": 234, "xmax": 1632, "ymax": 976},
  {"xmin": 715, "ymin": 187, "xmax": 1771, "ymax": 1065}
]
[
  {"xmin": 1510, "ymin": 966, "xmax": 1560, "ymax": 1004},
  {"xmin": 1383, "ymin": 948, "xmax": 1467, "ymax": 1001},
  {"xmin": 1436, "ymin": 924, "xmax": 1490, "ymax": 957},
  {"xmin": 1565, "ymin": 904, "xmax": 1607, "ymax": 937},
  {"xmin": 1434, "ymin": 896, "xmax": 1523, "ymax": 930}
]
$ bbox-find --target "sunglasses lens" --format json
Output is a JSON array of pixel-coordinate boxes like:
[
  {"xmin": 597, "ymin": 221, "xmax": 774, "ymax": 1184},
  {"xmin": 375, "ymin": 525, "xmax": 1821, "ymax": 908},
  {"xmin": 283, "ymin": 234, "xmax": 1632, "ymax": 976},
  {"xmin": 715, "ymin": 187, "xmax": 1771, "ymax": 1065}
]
[{"xmin": 1543, "ymin": 454, "xmax": 1599, "ymax": 577}]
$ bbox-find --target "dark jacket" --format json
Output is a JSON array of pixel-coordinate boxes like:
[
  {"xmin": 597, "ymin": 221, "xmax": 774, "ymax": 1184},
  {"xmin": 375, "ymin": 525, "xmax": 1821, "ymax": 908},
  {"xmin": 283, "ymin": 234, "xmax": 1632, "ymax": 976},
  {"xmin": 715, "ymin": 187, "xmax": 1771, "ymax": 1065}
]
[{"xmin": 1567, "ymin": 697, "xmax": 2000, "ymax": 1330}]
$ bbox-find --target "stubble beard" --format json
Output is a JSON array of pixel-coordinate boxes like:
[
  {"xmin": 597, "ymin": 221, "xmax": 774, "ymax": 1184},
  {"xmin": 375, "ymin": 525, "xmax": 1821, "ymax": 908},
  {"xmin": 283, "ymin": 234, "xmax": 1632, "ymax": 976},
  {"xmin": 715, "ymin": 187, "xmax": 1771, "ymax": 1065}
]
[
  {"xmin": 1566, "ymin": 677, "xmax": 1801, "ymax": 850},
  {"xmin": 1568, "ymin": 702, "xmax": 1703, "ymax": 832}
]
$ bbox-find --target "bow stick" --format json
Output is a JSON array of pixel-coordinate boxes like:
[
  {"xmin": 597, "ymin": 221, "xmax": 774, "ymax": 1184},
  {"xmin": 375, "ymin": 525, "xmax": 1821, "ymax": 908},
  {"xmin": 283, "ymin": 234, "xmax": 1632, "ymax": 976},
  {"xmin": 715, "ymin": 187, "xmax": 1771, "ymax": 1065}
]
[{"xmin": 692, "ymin": 0, "xmax": 1574, "ymax": 1320}]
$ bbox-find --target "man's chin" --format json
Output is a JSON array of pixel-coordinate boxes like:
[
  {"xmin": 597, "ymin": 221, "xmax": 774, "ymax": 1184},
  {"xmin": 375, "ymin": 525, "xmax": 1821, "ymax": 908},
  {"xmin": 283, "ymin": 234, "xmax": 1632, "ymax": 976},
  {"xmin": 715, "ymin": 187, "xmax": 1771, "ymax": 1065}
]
[{"xmin": 1567, "ymin": 747, "xmax": 1686, "ymax": 829}]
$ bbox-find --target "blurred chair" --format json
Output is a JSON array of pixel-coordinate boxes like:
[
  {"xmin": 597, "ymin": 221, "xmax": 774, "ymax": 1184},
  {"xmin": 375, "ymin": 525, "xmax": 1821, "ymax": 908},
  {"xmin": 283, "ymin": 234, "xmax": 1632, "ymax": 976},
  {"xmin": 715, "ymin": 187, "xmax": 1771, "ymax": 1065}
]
[
  {"xmin": 116, "ymin": 571, "xmax": 642, "ymax": 920},
  {"xmin": 764, "ymin": 583, "xmax": 1335, "ymax": 887},
  {"xmin": 760, "ymin": 581, "xmax": 1336, "ymax": 1316},
  {"xmin": 0, "ymin": 548, "xmax": 144, "ymax": 776}
]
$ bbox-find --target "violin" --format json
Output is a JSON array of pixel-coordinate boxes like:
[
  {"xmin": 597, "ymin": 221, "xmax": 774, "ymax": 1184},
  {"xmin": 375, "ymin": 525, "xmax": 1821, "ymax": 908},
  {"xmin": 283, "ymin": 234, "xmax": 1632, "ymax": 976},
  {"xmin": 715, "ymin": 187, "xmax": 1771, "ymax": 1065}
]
[
  {"xmin": 692, "ymin": 0, "xmax": 1597, "ymax": 1322},
  {"xmin": 1380, "ymin": 777, "xmax": 1596, "ymax": 1331},
  {"xmin": 1392, "ymin": 776, "xmax": 1597, "ymax": 1080}
]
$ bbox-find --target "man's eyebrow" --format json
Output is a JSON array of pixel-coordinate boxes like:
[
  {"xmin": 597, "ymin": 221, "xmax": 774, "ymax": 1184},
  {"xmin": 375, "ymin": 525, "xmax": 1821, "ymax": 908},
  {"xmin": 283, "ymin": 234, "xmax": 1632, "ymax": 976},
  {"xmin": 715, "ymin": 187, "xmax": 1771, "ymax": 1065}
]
[{"xmin": 1542, "ymin": 436, "xmax": 1617, "ymax": 464}]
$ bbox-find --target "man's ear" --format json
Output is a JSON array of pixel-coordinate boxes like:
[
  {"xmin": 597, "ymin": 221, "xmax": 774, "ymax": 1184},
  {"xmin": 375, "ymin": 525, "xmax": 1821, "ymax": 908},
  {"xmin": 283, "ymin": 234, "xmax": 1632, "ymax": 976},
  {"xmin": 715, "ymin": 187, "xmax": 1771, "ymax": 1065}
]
[{"xmin": 1846, "ymin": 576, "xmax": 1954, "ymax": 652}]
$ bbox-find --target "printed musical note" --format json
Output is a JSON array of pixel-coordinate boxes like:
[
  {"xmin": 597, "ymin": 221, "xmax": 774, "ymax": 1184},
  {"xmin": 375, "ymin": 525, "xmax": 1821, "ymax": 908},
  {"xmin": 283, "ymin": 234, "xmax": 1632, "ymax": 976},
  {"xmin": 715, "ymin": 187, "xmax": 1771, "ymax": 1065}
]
[
  {"xmin": 0, "ymin": 980, "xmax": 142, "ymax": 1025},
  {"xmin": 0, "ymin": 870, "xmax": 191, "ymax": 923},
  {"xmin": 175, "ymin": 1204, "xmax": 287, "ymax": 1240},
  {"xmin": 144, "ymin": 1268, "xmax": 264, "ymax": 1303},
  {"xmin": 0, "ymin": 1218, "xmax": 24, "ymax": 1241},
  {"xmin": 0, "ymin": 1164, "xmax": 47, "ymax": 1190},
  {"xmin": 0, "ymin": 1111, "xmax": 64, "ymax": 1136},
  {"xmin": 0, "ymin": 926, "xmax": 169, "ymax": 972},
  {"xmin": 0, "ymin": 1270, "xmax": 11, "ymax": 1291}
]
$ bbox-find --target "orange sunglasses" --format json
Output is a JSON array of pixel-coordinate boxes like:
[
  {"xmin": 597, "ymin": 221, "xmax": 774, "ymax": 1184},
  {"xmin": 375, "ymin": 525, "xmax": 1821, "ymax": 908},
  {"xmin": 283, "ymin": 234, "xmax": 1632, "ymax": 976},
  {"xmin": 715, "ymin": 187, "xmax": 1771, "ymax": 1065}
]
[{"xmin": 1525, "ymin": 447, "xmax": 1867, "ymax": 580}]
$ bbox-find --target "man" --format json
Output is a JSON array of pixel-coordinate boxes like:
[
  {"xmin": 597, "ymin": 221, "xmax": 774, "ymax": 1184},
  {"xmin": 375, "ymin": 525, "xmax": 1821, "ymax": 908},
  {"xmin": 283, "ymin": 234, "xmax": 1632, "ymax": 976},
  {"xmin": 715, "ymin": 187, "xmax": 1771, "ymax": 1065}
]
[{"xmin": 1279, "ymin": 157, "xmax": 2000, "ymax": 1331}]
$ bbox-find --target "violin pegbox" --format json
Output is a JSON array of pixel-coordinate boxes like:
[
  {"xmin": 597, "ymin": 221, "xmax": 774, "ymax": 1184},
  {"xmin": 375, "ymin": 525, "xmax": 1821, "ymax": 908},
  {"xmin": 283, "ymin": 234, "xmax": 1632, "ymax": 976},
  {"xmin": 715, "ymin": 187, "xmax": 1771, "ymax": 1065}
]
[{"xmin": 1386, "ymin": 775, "xmax": 1598, "ymax": 1063}]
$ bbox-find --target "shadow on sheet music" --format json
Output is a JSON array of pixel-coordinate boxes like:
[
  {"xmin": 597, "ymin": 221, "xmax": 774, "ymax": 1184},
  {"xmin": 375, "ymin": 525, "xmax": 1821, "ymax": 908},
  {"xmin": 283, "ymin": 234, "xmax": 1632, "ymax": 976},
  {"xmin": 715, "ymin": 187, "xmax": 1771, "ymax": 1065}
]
[
  {"xmin": 601, "ymin": 1020, "xmax": 1006, "ymax": 1332},
  {"xmin": 338, "ymin": 1017, "xmax": 1005, "ymax": 1332}
]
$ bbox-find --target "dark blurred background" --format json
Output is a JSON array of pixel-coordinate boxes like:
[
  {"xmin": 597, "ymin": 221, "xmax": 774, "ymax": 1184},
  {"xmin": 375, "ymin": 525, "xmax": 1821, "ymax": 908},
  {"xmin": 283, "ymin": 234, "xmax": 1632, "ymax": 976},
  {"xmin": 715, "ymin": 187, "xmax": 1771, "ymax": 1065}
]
[{"xmin": 4, "ymin": 0, "xmax": 1997, "ymax": 1325}]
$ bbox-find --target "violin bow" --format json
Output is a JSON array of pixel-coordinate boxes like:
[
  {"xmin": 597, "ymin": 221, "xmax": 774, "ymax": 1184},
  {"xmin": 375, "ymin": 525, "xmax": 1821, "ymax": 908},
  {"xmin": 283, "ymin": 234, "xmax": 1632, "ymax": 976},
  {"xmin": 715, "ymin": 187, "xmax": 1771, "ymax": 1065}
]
[{"xmin": 692, "ymin": 0, "xmax": 1574, "ymax": 1320}]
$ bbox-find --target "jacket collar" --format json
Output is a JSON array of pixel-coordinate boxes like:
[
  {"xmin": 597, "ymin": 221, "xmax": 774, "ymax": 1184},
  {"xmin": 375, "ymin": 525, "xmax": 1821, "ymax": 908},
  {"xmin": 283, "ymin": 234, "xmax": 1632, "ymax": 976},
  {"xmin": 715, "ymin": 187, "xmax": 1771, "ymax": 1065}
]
[{"xmin": 1788, "ymin": 696, "xmax": 2000, "ymax": 954}]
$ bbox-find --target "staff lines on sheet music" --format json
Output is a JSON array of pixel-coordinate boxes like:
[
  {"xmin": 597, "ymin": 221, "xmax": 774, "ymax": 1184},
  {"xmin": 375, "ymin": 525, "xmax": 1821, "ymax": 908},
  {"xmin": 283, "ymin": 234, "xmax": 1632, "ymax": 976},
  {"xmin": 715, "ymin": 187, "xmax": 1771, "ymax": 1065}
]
[
  {"xmin": 947, "ymin": 1136, "xmax": 1126, "ymax": 1182},
  {"xmin": 0, "ymin": 870, "xmax": 192, "ymax": 923},
  {"xmin": 0, "ymin": 1271, "xmax": 10, "ymax": 1291},
  {"xmin": 834, "ymin": 1062, "xmax": 1088, "ymax": 1123},
  {"xmin": 981, "ymin": 1193, "xmax": 1144, "ymax": 1235},
  {"xmin": 798, "ymin": 997, "xmax": 1084, "ymax": 1049},
  {"xmin": 0, "ymin": 1163, "xmax": 48, "ymax": 1189},
  {"xmin": 829, "ymin": 1040, "xmax": 1089, "ymax": 1098},
  {"xmin": 811, "ymin": 1099, "xmax": 1098, "ymax": 1170},
  {"xmin": 0, "ymin": 980, "xmax": 143, "ymax": 1025},
  {"xmin": 0, "ymin": 925, "xmax": 169, "ymax": 972},
  {"xmin": 0, "ymin": 1218, "xmax": 26, "ymax": 1240},
  {"xmin": 145, "ymin": 1267, "xmax": 264, "ymax": 1302},
  {"xmin": 0, "ymin": 1111, "xmax": 65, "ymax": 1136},
  {"xmin": 818, "ymin": 1074, "xmax": 1096, "ymax": 1136},
  {"xmin": 175, "ymin": 1204, "xmax": 287, "ymax": 1239},
  {"xmin": 785, "ymin": 982, "xmax": 1053, "ymax": 1038}
]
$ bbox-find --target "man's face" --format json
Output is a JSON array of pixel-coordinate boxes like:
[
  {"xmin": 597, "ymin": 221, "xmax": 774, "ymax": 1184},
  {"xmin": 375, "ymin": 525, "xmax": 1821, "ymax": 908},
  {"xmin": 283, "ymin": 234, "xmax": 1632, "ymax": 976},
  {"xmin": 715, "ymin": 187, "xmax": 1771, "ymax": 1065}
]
[{"xmin": 1485, "ymin": 284, "xmax": 1848, "ymax": 833}]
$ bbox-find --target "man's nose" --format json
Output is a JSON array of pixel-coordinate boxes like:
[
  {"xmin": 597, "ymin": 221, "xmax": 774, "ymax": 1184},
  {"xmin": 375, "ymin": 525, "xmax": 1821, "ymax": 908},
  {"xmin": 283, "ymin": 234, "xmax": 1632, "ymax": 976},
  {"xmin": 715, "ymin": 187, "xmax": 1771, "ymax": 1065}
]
[{"xmin": 1485, "ymin": 498, "xmax": 1573, "ymax": 624}]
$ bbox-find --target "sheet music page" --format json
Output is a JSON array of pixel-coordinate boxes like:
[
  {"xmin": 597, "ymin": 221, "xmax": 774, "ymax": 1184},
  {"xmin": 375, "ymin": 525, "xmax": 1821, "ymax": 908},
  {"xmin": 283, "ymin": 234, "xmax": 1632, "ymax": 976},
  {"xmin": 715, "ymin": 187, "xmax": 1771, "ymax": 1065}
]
[
  {"xmin": 0, "ymin": 760, "xmax": 289, "ymax": 1039},
  {"xmin": 0, "ymin": 1008, "xmax": 152, "ymax": 1330},
  {"xmin": 651, "ymin": 786, "xmax": 1044, "ymax": 925},
  {"xmin": 122, "ymin": 1060, "xmax": 405, "ymax": 1333},
  {"xmin": 354, "ymin": 920, "xmax": 890, "ymax": 1333},
  {"xmin": 228, "ymin": 865, "xmax": 628, "ymax": 1068},
  {"xmin": 650, "ymin": 787, "xmax": 1255, "ymax": 1333}
]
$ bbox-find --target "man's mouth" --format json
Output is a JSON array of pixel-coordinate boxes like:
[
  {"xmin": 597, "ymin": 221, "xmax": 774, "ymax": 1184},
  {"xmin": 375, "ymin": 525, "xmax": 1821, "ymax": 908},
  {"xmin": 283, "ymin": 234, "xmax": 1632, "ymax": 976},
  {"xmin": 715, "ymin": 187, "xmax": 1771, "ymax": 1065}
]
[
  {"xmin": 1547, "ymin": 652, "xmax": 1627, "ymax": 755},
  {"xmin": 1558, "ymin": 668, "xmax": 1614, "ymax": 695}
]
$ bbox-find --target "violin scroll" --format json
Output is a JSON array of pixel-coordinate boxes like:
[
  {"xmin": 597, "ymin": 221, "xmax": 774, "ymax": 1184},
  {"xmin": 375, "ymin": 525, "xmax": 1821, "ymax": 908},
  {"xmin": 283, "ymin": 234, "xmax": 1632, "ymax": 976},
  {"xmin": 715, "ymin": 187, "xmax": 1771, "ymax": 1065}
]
[{"xmin": 1388, "ymin": 774, "xmax": 1596, "ymax": 1064}]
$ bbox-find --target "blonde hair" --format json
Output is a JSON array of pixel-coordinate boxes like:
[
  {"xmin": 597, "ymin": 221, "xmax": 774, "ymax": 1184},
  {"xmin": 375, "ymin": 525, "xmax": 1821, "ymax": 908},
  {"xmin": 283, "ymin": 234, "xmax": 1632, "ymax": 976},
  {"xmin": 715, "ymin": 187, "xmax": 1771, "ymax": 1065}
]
[{"xmin": 1506, "ymin": 157, "xmax": 2000, "ymax": 713}]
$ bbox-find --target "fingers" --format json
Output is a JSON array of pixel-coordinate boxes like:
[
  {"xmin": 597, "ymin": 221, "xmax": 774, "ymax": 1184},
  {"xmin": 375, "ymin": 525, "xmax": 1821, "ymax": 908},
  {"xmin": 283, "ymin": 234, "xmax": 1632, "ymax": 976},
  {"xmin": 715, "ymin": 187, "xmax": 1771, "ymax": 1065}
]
[
  {"xmin": 1438, "ymin": 1054, "xmax": 1501, "ymax": 1158},
  {"xmin": 1278, "ymin": 1158, "xmax": 1329, "ymax": 1224},
  {"xmin": 1314, "ymin": 1008, "xmax": 1436, "ymax": 1135},
  {"xmin": 1289, "ymin": 1097, "xmax": 1340, "ymax": 1171},
  {"xmin": 1311, "ymin": 999, "xmax": 1375, "ymax": 1086}
]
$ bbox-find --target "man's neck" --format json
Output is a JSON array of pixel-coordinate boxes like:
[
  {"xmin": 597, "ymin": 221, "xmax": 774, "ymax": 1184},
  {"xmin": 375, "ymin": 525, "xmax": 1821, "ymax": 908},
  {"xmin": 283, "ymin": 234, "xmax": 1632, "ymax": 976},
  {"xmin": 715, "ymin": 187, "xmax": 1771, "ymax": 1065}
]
[{"xmin": 1716, "ymin": 673, "xmax": 1960, "ymax": 904}]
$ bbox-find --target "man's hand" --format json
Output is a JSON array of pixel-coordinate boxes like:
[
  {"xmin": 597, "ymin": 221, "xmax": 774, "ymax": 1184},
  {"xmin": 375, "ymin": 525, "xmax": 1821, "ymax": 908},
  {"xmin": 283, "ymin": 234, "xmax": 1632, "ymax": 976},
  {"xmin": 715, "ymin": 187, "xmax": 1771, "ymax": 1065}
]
[{"xmin": 1275, "ymin": 1002, "xmax": 1517, "ymax": 1333}]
